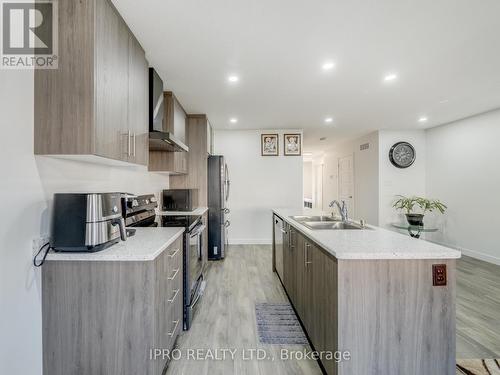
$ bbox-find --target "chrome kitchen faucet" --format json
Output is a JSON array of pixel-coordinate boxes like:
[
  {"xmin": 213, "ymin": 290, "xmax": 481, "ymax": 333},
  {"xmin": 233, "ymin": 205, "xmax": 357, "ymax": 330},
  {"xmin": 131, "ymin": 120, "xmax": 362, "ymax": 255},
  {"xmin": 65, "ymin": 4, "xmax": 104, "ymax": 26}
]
[{"xmin": 329, "ymin": 200, "xmax": 348, "ymax": 221}]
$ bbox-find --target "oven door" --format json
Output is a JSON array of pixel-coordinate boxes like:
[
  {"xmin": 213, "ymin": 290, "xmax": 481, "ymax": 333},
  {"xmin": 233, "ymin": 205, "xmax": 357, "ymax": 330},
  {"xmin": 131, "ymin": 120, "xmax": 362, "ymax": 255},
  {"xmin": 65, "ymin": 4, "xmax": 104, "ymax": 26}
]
[
  {"xmin": 187, "ymin": 222, "xmax": 206, "ymax": 302},
  {"xmin": 184, "ymin": 221, "xmax": 206, "ymax": 330}
]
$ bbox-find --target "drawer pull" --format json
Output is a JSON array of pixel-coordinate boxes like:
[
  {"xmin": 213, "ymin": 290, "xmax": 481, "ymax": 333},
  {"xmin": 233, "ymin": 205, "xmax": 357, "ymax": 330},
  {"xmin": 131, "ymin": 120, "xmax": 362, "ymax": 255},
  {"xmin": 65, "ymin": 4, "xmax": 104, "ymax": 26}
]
[
  {"xmin": 168, "ymin": 320, "xmax": 180, "ymax": 337},
  {"xmin": 305, "ymin": 243, "xmax": 312, "ymax": 266},
  {"xmin": 168, "ymin": 268, "xmax": 180, "ymax": 281},
  {"xmin": 168, "ymin": 289, "xmax": 180, "ymax": 303},
  {"xmin": 168, "ymin": 248, "xmax": 180, "ymax": 258}
]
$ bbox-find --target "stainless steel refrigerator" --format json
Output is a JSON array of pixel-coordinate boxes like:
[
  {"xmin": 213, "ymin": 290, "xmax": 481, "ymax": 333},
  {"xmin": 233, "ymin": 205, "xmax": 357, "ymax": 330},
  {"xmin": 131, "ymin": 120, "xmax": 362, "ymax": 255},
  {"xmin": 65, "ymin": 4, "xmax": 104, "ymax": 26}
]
[{"xmin": 207, "ymin": 155, "xmax": 230, "ymax": 260}]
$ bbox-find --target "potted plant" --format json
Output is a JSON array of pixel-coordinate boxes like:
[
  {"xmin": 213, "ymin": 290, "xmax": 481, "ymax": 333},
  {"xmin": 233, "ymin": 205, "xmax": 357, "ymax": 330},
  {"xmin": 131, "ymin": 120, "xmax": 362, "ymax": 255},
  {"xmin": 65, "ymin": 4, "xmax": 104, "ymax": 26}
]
[{"xmin": 392, "ymin": 195, "xmax": 447, "ymax": 226}]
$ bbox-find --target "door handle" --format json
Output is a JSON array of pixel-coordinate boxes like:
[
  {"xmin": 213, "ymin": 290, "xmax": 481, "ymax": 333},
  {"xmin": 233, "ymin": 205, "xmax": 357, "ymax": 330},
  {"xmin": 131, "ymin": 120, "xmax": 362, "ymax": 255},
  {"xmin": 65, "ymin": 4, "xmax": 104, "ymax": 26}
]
[
  {"xmin": 168, "ymin": 320, "xmax": 180, "ymax": 336},
  {"xmin": 168, "ymin": 248, "xmax": 180, "ymax": 258},
  {"xmin": 168, "ymin": 268, "xmax": 180, "ymax": 281},
  {"xmin": 132, "ymin": 132, "xmax": 136, "ymax": 157},
  {"xmin": 305, "ymin": 243, "xmax": 312, "ymax": 267},
  {"xmin": 168, "ymin": 289, "xmax": 180, "ymax": 303},
  {"xmin": 124, "ymin": 130, "xmax": 131, "ymax": 156},
  {"xmin": 128, "ymin": 130, "xmax": 131, "ymax": 157}
]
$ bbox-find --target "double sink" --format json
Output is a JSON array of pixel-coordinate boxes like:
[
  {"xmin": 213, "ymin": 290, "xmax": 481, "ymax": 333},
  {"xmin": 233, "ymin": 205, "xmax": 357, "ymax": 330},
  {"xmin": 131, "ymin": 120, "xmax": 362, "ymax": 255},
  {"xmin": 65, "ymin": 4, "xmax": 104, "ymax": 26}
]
[{"xmin": 290, "ymin": 215, "xmax": 368, "ymax": 230}]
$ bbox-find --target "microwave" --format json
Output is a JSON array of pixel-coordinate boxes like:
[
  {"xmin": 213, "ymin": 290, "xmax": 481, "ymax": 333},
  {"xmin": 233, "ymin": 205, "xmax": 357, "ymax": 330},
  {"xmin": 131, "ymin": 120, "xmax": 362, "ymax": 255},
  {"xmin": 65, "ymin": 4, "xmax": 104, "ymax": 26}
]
[{"xmin": 162, "ymin": 189, "xmax": 199, "ymax": 211}]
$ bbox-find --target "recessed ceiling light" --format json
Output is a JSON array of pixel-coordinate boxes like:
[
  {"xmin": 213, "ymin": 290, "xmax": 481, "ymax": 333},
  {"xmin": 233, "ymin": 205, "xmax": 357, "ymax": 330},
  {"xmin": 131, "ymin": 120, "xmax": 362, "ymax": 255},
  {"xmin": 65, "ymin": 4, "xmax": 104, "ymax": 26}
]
[
  {"xmin": 229, "ymin": 117, "xmax": 238, "ymax": 124},
  {"xmin": 228, "ymin": 75, "xmax": 239, "ymax": 83},
  {"xmin": 383, "ymin": 73, "xmax": 398, "ymax": 82},
  {"xmin": 320, "ymin": 137, "xmax": 327, "ymax": 141},
  {"xmin": 324, "ymin": 117, "xmax": 333, "ymax": 123},
  {"xmin": 439, "ymin": 99, "xmax": 449, "ymax": 104},
  {"xmin": 322, "ymin": 61, "xmax": 335, "ymax": 71},
  {"xmin": 418, "ymin": 116, "xmax": 428, "ymax": 123}
]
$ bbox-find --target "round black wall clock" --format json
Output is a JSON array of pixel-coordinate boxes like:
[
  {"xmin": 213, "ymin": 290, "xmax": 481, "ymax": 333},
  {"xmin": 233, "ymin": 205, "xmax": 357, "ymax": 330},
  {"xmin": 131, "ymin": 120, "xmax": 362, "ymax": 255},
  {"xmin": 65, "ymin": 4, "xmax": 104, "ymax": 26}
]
[{"xmin": 389, "ymin": 142, "xmax": 416, "ymax": 168}]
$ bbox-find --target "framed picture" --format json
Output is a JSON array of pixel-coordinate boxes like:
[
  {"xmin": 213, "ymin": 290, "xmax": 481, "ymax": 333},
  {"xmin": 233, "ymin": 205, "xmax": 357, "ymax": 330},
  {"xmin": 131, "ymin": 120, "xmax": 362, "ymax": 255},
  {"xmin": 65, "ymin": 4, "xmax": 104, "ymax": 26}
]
[
  {"xmin": 261, "ymin": 134, "xmax": 279, "ymax": 156},
  {"xmin": 284, "ymin": 133, "xmax": 302, "ymax": 156}
]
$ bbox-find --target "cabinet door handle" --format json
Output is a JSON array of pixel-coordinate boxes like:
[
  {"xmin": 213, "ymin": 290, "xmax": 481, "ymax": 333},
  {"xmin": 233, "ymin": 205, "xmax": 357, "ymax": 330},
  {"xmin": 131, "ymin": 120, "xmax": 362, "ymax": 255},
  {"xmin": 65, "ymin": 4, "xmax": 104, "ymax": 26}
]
[
  {"xmin": 305, "ymin": 243, "xmax": 312, "ymax": 266},
  {"xmin": 132, "ymin": 132, "xmax": 136, "ymax": 157},
  {"xmin": 168, "ymin": 248, "xmax": 180, "ymax": 258},
  {"xmin": 168, "ymin": 320, "xmax": 180, "ymax": 337},
  {"xmin": 168, "ymin": 268, "xmax": 180, "ymax": 281},
  {"xmin": 127, "ymin": 130, "xmax": 131, "ymax": 157},
  {"xmin": 168, "ymin": 289, "xmax": 180, "ymax": 303}
]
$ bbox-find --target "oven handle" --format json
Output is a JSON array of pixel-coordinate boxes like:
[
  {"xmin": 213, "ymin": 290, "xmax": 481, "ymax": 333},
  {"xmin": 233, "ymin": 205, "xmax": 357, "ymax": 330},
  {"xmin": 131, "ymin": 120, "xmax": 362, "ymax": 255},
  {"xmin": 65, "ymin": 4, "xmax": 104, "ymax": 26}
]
[
  {"xmin": 189, "ymin": 224, "xmax": 206, "ymax": 237},
  {"xmin": 189, "ymin": 277, "xmax": 205, "ymax": 309}
]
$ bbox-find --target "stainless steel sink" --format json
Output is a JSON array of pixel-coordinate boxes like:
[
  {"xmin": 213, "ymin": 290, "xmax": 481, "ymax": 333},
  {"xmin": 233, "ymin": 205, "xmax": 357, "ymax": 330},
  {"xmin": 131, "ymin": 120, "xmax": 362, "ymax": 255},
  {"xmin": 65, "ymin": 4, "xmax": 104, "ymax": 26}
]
[
  {"xmin": 302, "ymin": 221, "xmax": 366, "ymax": 230},
  {"xmin": 289, "ymin": 215, "xmax": 369, "ymax": 230},
  {"xmin": 289, "ymin": 215, "xmax": 337, "ymax": 222}
]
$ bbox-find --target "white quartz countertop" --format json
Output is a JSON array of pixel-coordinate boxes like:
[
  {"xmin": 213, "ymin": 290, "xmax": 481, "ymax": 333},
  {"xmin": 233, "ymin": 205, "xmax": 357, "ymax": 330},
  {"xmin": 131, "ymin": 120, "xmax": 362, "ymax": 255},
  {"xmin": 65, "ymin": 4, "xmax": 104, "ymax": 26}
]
[
  {"xmin": 46, "ymin": 227, "xmax": 184, "ymax": 262},
  {"xmin": 158, "ymin": 207, "xmax": 208, "ymax": 216},
  {"xmin": 273, "ymin": 208, "xmax": 461, "ymax": 260}
]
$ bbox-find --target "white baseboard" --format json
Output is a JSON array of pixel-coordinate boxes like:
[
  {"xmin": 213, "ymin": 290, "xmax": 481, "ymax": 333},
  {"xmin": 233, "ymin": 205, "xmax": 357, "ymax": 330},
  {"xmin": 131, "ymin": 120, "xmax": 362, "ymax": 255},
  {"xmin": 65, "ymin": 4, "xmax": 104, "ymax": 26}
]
[
  {"xmin": 458, "ymin": 247, "xmax": 500, "ymax": 266},
  {"xmin": 228, "ymin": 239, "xmax": 272, "ymax": 245},
  {"xmin": 427, "ymin": 239, "xmax": 500, "ymax": 266}
]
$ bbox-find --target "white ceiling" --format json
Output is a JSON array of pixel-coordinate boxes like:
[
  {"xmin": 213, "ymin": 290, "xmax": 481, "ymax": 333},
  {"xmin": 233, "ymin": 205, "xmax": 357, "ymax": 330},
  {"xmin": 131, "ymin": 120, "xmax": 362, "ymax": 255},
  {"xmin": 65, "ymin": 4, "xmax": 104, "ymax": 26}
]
[{"xmin": 113, "ymin": 0, "xmax": 500, "ymax": 152}]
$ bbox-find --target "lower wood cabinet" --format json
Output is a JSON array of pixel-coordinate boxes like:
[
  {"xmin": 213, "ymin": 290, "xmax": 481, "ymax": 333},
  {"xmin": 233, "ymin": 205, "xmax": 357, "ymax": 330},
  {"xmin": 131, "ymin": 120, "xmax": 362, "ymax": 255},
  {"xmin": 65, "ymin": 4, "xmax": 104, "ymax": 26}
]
[
  {"xmin": 274, "ymin": 213, "xmax": 456, "ymax": 375},
  {"xmin": 282, "ymin": 223, "xmax": 294, "ymax": 302},
  {"xmin": 311, "ymin": 243, "xmax": 338, "ymax": 375},
  {"xmin": 42, "ymin": 237, "xmax": 183, "ymax": 375},
  {"xmin": 277, "ymin": 215, "xmax": 339, "ymax": 375}
]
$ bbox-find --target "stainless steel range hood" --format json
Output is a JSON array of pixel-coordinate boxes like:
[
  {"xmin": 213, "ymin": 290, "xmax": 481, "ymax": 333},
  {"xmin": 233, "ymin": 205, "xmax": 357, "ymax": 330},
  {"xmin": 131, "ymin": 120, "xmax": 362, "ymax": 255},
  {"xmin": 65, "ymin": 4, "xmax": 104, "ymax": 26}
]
[
  {"xmin": 149, "ymin": 131, "xmax": 189, "ymax": 152},
  {"xmin": 149, "ymin": 68, "xmax": 189, "ymax": 153}
]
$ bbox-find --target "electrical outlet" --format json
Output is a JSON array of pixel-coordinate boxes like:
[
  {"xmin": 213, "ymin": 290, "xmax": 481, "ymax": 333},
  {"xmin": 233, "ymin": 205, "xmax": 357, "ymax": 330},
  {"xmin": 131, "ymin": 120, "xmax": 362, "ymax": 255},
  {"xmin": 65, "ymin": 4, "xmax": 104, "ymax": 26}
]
[
  {"xmin": 32, "ymin": 236, "xmax": 50, "ymax": 257},
  {"xmin": 432, "ymin": 264, "xmax": 447, "ymax": 286}
]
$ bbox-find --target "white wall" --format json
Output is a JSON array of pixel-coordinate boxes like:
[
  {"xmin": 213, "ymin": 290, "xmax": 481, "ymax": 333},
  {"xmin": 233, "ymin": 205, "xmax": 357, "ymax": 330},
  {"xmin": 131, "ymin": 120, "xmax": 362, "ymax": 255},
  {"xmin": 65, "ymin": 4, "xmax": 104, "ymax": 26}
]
[
  {"xmin": 321, "ymin": 132, "xmax": 379, "ymax": 225},
  {"xmin": 0, "ymin": 71, "xmax": 170, "ymax": 375},
  {"xmin": 426, "ymin": 110, "xmax": 500, "ymax": 265},
  {"xmin": 378, "ymin": 130, "xmax": 426, "ymax": 229},
  {"xmin": 303, "ymin": 161, "xmax": 313, "ymax": 199},
  {"xmin": 214, "ymin": 130, "xmax": 303, "ymax": 244}
]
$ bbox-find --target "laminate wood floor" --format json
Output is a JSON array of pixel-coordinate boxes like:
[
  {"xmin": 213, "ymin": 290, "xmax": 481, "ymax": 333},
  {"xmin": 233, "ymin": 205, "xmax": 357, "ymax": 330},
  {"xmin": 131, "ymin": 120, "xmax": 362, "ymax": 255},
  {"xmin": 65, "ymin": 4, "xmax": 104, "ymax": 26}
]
[
  {"xmin": 166, "ymin": 247, "xmax": 500, "ymax": 375},
  {"xmin": 456, "ymin": 255, "xmax": 500, "ymax": 359},
  {"xmin": 166, "ymin": 245, "xmax": 322, "ymax": 375}
]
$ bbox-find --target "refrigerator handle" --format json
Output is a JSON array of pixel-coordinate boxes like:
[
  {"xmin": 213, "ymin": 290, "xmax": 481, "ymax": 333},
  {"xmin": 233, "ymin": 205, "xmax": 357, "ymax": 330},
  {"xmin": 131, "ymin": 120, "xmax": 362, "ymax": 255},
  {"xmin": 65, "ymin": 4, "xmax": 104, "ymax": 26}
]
[{"xmin": 224, "ymin": 164, "xmax": 230, "ymax": 202}]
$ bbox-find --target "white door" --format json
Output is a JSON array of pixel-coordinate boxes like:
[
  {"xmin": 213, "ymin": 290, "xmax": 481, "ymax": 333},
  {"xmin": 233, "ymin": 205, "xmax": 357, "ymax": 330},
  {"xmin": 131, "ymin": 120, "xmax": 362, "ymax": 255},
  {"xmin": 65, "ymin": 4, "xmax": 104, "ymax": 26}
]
[
  {"xmin": 313, "ymin": 164, "xmax": 323, "ymax": 209},
  {"xmin": 338, "ymin": 155, "xmax": 354, "ymax": 216}
]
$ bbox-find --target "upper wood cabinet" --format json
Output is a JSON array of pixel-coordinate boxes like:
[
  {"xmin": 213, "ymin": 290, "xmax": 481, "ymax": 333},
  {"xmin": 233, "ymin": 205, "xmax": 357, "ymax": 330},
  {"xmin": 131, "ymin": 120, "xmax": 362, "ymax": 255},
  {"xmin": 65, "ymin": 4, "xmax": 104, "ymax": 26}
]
[
  {"xmin": 127, "ymin": 34, "xmax": 149, "ymax": 166},
  {"xmin": 34, "ymin": 0, "xmax": 149, "ymax": 166},
  {"xmin": 207, "ymin": 120, "xmax": 214, "ymax": 155},
  {"xmin": 169, "ymin": 115, "xmax": 210, "ymax": 206},
  {"xmin": 149, "ymin": 92, "xmax": 188, "ymax": 174}
]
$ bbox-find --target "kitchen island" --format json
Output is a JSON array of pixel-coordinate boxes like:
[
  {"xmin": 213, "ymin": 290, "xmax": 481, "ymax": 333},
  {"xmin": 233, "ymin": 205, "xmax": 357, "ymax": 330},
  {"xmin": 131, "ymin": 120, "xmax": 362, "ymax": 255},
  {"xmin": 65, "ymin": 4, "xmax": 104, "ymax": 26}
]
[
  {"xmin": 43, "ymin": 227, "xmax": 185, "ymax": 375},
  {"xmin": 272, "ymin": 209, "xmax": 461, "ymax": 375}
]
